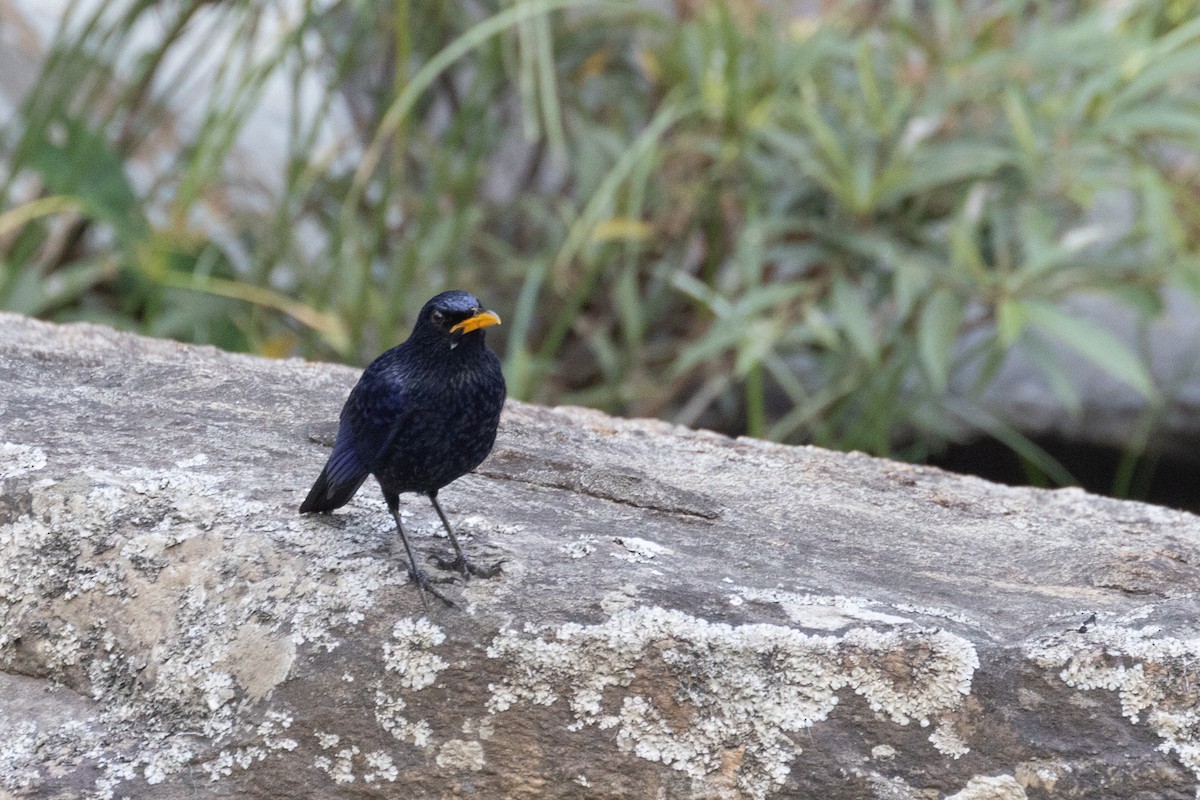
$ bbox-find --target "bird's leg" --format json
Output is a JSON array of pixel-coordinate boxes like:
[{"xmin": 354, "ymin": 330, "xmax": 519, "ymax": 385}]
[
  {"xmin": 427, "ymin": 491, "xmax": 468, "ymax": 575},
  {"xmin": 427, "ymin": 491, "xmax": 504, "ymax": 579},
  {"xmin": 384, "ymin": 491, "xmax": 456, "ymax": 610}
]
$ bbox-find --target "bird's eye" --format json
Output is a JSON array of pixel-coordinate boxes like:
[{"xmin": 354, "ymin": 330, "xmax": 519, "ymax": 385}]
[{"xmin": 431, "ymin": 310, "xmax": 445, "ymax": 325}]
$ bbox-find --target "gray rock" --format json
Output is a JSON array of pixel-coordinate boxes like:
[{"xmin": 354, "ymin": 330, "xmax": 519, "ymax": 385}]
[
  {"xmin": 973, "ymin": 288, "xmax": 1200, "ymax": 457},
  {"xmin": 3, "ymin": 312, "xmax": 1200, "ymax": 799}
]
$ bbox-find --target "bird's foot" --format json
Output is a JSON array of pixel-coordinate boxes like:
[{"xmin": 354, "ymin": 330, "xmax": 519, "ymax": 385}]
[
  {"xmin": 408, "ymin": 567, "xmax": 460, "ymax": 609},
  {"xmin": 432, "ymin": 553, "xmax": 505, "ymax": 579}
]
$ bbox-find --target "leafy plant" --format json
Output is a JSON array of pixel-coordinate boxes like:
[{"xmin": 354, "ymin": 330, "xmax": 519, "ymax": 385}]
[{"xmin": 3, "ymin": 0, "xmax": 1200, "ymax": 496}]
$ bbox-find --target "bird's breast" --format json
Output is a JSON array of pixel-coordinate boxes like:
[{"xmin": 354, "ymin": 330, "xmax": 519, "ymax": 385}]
[{"xmin": 363, "ymin": 354, "xmax": 504, "ymax": 493}]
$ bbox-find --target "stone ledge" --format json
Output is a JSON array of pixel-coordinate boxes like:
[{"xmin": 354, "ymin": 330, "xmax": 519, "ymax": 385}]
[{"xmin": 2, "ymin": 312, "xmax": 1200, "ymax": 799}]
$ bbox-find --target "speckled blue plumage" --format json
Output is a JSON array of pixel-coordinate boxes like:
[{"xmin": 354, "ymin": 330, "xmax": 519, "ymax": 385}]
[{"xmin": 300, "ymin": 291, "xmax": 506, "ymax": 513}]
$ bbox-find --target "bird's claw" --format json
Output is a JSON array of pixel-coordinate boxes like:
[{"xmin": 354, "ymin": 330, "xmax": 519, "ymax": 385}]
[
  {"xmin": 408, "ymin": 567, "xmax": 459, "ymax": 609},
  {"xmin": 432, "ymin": 553, "xmax": 505, "ymax": 579}
]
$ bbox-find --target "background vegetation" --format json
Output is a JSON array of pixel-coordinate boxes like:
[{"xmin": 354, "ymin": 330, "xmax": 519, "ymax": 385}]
[{"xmin": 3, "ymin": 0, "xmax": 1200, "ymax": 491}]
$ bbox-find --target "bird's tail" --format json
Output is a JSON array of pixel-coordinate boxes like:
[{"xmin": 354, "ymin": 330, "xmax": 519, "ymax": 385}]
[{"xmin": 299, "ymin": 462, "xmax": 367, "ymax": 513}]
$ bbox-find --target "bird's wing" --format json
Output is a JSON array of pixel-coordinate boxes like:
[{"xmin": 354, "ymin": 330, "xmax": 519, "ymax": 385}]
[
  {"xmin": 325, "ymin": 417, "xmax": 369, "ymax": 487},
  {"xmin": 298, "ymin": 416, "xmax": 370, "ymax": 513},
  {"xmin": 339, "ymin": 359, "xmax": 424, "ymax": 473}
]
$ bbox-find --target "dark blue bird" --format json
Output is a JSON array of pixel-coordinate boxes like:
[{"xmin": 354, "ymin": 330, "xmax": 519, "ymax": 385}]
[{"xmin": 300, "ymin": 290, "xmax": 506, "ymax": 606}]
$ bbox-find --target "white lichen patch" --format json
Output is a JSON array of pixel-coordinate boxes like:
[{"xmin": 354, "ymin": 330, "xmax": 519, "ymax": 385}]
[
  {"xmin": 281, "ymin": 533, "xmax": 405, "ymax": 651},
  {"xmin": 374, "ymin": 690, "xmax": 433, "ymax": 747},
  {"xmin": 363, "ymin": 750, "xmax": 399, "ymax": 783},
  {"xmin": 1, "ymin": 442, "xmax": 47, "ymax": 479},
  {"xmin": 740, "ymin": 587, "xmax": 914, "ymax": 631},
  {"xmin": 436, "ymin": 739, "xmax": 485, "ymax": 771},
  {"xmin": 462, "ymin": 715, "xmax": 495, "ymax": 740},
  {"xmin": 486, "ymin": 605, "xmax": 979, "ymax": 799},
  {"xmin": 315, "ymin": 731, "xmax": 341, "ymax": 750},
  {"xmin": 173, "ymin": 453, "xmax": 209, "ymax": 469},
  {"xmin": 0, "ymin": 722, "xmax": 41, "ymax": 791},
  {"xmin": 313, "ymin": 745, "xmax": 359, "ymax": 784},
  {"xmin": 198, "ymin": 744, "xmax": 280, "ymax": 783},
  {"xmin": 1027, "ymin": 617, "xmax": 1200, "ymax": 785},
  {"xmin": 0, "ymin": 462, "xmax": 413, "ymax": 797},
  {"xmin": 1013, "ymin": 761, "xmax": 1066, "ymax": 793},
  {"xmin": 929, "ymin": 721, "xmax": 970, "ymax": 758},
  {"xmin": 454, "ymin": 513, "xmax": 525, "ymax": 538},
  {"xmin": 257, "ymin": 712, "xmax": 298, "ymax": 752},
  {"xmin": 870, "ymin": 744, "xmax": 897, "ymax": 760},
  {"xmin": 382, "ymin": 618, "xmax": 448, "ymax": 690},
  {"xmin": 561, "ymin": 534, "xmax": 597, "ymax": 559},
  {"xmin": 612, "ymin": 536, "xmax": 672, "ymax": 563},
  {"xmin": 600, "ymin": 583, "xmax": 641, "ymax": 614},
  {"xmin": 312, "ymin": 745, "xmax": 399, "ymax": 785},
  {"xmin": 946, "ymin": 774, "xmax": 1027, "ymax": 800},
  {"xmin": 226, "ymin": 624, "xmax": 297, "ymax": 702},
  {"xmin": 141, "ymin": 737, "xmax": 196, "ymax": 785}
]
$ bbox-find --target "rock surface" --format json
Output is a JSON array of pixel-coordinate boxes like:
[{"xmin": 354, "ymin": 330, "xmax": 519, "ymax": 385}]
[{"xmin": 3, "ymin": 313, "xmax": 1200, "ymax": 799}]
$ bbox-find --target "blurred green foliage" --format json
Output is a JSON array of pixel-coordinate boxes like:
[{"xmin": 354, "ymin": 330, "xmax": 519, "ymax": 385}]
[{"xmin": 3, "ymin": 0, "xmax": 1200, "ymax": 483}]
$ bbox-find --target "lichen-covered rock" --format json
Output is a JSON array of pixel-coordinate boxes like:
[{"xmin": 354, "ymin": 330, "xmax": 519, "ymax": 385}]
[{"xmin": 3, "ymin": 312, "xmax": 1200, "ymax": 799}]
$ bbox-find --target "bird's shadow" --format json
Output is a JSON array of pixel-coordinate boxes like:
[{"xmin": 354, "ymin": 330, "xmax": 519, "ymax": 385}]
[{"xmin": 297, "ymin": 506, "xmax": 510, "ymax": 579}]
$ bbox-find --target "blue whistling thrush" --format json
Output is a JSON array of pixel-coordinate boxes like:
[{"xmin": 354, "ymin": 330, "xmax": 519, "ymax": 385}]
[{"xmin": 299, "ymin": 290, "xmax": 506, "ymax": 607}]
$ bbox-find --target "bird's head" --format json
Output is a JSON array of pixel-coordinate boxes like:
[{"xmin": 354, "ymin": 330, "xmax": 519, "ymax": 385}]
[{"xmin": 416, "ymin": 290, "xmax": 502, "ymax": 350}]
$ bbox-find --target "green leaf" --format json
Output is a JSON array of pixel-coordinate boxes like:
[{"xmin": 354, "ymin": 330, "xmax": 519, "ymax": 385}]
[
  {"xmin": 949, "ymin": 189, "xmax": 990, "ymax": 281},
  {"xmin": 1114, "ymin": 39, "xmax": 1200, "ymax": 111},
  {"xmin": 673, "ymin": 321, "xmax": 741, "ymax": 376},
  {"xmin": 1023, "ymin": 300, "xmax": 1157, "ymax": 400},
  {"xmin": 1021, "ymin": 334, "xmax": 1082, "ymax": 415},
  {"xmin": 892, "ymin": 264, "xmax": 924, "ymax": 322},
  {"xmin": 1137, "ymin": 167, "xmax": 1187, "ymax": 257},
  {"xmin": 731, "ymin": 283, "xmax": 806, "ymax": 320},
  {"xmin": 796, "ymin": 80, "xmax": 853, "ymax": 181},
  {"xmin": 734, "ymin": 318, "xmax": 778, "ymax": 377},
  {"xmin": 943, "ymin": 396, "xmax": 1077, "ymax": 487},
  {"xmin": 1002, "ymin": 85, "xmax": 1038, "ymax": 167},
  {"xmin": 855, "ymin": 40, "xmax": 884, "ymax": 130},
  {"xmin": 917, "ymin": 289, "xmax": 964, "ymax": 392},
  {"xmin": 27, "ymin": 117, "xmax": 146, "ymax": 242},
  {"xmin": 831, "ymin": 278, "xmax": 878, "ymax": 364},
  {"xmin": 877, "ymin": 142, "xmax": 1015, "ymax": 206},
  {"xmin": 0, "ymin": 195, "xmax": 82, "ymax": 239},
  {"xmin": 1099, "ymin": 104, "xmax": 1200, "ymax": 144},
  {"xmin": 996, "ymin": 299, "xmax": 1027, "ymax": 346}
]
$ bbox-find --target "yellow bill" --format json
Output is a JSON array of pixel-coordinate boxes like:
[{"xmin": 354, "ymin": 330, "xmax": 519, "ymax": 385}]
[{"xmin": 450, "ymin": 310, "xmax": 502, "ymax": 335}]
